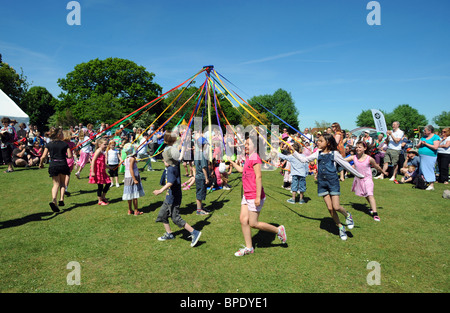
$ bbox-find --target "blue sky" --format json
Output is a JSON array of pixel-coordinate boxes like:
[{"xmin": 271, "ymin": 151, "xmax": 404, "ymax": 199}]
[{"xmin": 1, "ymin": 0, "xmax": 449, "ymax": 131}]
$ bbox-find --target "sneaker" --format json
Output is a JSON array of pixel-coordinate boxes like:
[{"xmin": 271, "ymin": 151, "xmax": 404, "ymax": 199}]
[
  {"xmin": 389, "ymin": 176, "xmax": 396, "ymax": 181},
  {"xmin": 158, "ymin": 232, "xmax": 175, "ymax": 241},
  {"xmin": 345, "ymin": 212, "xmax": 354, "ymax": 229},
  {"xmin": 234, "ymin": 245, "xmax": 254, "ymax": 257},
  {"xmin": 286, "ymin": 198, "xmax": 296, "ymax": 204},
  {"xmin": 425, "ymin": 185, "xmax": 434, "ymax": 191},
  {"xmin": 190, "ymin": 230, "xmax": 201, "ymax": 247},
  {"xmin": 196, "ymin": 209, "xmax": 209, "ymax": 215},
  {"xmin": 75, "ymin": 172, "xmax": 80, "ymax": 179},
  {"xmin": 110, "ymin": 183, "xmax": 114, "ymax": 187},
  {"xmin": 98, "ymin": 201, "xmax": 108, "ymax": 206},
  {"xmin": 116, "ymin": 183, "xmax": 120, "ymax": 188},
  {"xmin": 339, "ymin": 226, "xmax": 348, "ymax": 240},
  {"xmin": 298, "ymin": 199, "xmax": 306, "ymax": 204},
  {"xmin": 373, "ymin": 215, "xmax": 380, "ymax": 222},
  {"xmin": 374, "ymin": 175, "xmax": 383, "ymax": 179},
  {"xmin": 277, "ymin": 225, "xmax": 287, "ymax": 244}
]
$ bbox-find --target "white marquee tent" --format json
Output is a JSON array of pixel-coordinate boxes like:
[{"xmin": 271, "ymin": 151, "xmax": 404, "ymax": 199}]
[{"xmin": 0, "ymin": 89, "xmax": 29, "ymax": 126}]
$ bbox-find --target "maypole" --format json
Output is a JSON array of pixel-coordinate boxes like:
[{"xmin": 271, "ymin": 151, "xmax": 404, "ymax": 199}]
[{"xmin": 204, "ymin": 65, "xmax": 214, "ymax": 161}]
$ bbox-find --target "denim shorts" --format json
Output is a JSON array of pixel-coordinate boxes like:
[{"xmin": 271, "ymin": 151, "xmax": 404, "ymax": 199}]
[
  {"xmin": 291, "ymin": 175, "xmax": 306, "ymax": 193},
  {"xmin": 317, "ymin": 174, "xmax": 340, "ymax": 197}
]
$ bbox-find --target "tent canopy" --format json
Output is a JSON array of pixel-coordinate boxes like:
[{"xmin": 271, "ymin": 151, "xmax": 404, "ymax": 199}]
[{"xmin": 0, "ymin": 89, "xmax": 29, "ymax": 126}]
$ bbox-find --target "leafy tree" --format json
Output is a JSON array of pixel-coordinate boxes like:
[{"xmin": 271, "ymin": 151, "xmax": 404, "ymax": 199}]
[
  {"xmin": 0, "ymin": 59, "xmax": 29, "ymax": 105},
  {"xmin": 433, "ymin": 111, "xmax": 450, "ymax": 127},
  {"xmin": 355, "ymin": 109, "xmax": 389, "ymax": 128},
  {"xmin": 21, "ymin": 86, "xmax": 56, "ymax": 132},
  {"xmin": 247, "ymin": 88, "xmax": 299, "ymax": 131},
  {"xmin": 57, "ymin": 58, "xmax": 162, "ymax": 125},
  {"xmin": 389, "ymin": 104, "xmax": 427, "ymax": 138}
]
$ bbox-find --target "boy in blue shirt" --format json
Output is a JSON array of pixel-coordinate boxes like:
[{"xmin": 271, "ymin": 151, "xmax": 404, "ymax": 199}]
[
  {"xmin": 279, "ymin": 142, "xmax": 308, "ymax": 204},
  {"xmin": 194, "ymin": 137, "xmax": 210, "ymax": 215},
  {"xmin": 153, "ymin": 131, "xmax": 201, "ymax": 247}
]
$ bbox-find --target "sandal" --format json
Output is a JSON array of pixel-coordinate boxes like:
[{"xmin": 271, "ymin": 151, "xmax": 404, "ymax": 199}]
[
  {"xmin": 128, "ymin": 210, "xmax": 134, "ymax": 215},
  {"xmin": 98, "ymin": 201, "xmax": 109, "ymax": 206},
  {"xmin": 134, "ymin": 210, "xmax": 143, "ymax": 216},
  {"xmin": 183, "ymin": 185, "xmax": 191, "ymax": 190}
]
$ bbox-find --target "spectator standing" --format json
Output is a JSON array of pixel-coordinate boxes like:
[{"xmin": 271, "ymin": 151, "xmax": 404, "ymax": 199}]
[
  {"xmin": 437, "ymin": 128, "xmax": 450, "ymax": 184},
  {"xmin": 375, "ymin": 121, "xmax": 404, "ymax": 181},
  {"xmin": 416, "ymin": 125, "xmax": 440, "ymax": 190}
]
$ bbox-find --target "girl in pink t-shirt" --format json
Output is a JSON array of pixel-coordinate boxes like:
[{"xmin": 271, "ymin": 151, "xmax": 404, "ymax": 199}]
[{"xmin": 229, "ymin": 134, "xmax": 287, "ymax": 256}]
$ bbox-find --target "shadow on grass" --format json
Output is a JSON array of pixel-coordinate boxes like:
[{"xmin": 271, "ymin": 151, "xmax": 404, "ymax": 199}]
[
  {"xmin": 267, "ymin": 193, "xmax": 354, "ymax": 239},
  {"xmin": 252, "ymin": 223, "xmax": 288, "ymax": 249},
  {"xmin": 0, "ymin": 211, "xmax": 58, "ymax": 230}
]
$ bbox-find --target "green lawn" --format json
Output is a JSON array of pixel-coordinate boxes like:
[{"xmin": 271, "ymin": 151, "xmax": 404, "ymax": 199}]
[{"xmin": 0, "ymin": 161, "xmax": 448, "ymax": 293}]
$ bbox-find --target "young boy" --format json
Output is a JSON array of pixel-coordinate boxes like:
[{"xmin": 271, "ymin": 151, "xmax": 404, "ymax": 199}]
[
  {"xmin": 400, "ymin": 164, "xmax": 417, "ymax": 184},
  {"xmin": 279, "ymin": 142, "xmax": 308, "ymax": 204},
  {"xmin": 153, "ymin": 131, "xmax": 202, "ymax": 247},
  {"xmin": 194, "ymin": 137, "xmax": 210, "ymax": 215}
]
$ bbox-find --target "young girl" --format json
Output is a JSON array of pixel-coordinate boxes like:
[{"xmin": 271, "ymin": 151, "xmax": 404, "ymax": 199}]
[
  {"xmin": 345, "ymin": 141, "xmax": 388, "ymax": 222},
  {"xmin": 122, "ymin": 143, "xmax": 145, "ymax": 216},
  {"xmin": 63, "ymin": 130, "xmax": 76, "ymax": 196},
  {"xmin": 291, "ymin": 133, "xmax": 364, "ymax": 240},
  {"xmin": 229, "ymin": 133, "xmax": 287, "ymax": 256},
  {"xmin": 89, "ymin": 138, "xmax": 111, "ymax": 205},
  {"xmin": 106, "ymin": 140, "xmax": 121, "ymax": 188},
  {"xmin": 75, "ymin": 129, "xmax": 92, "ymax": 179},
  {"xmin": 39, "ymin": 128, "xmax": 73, "ymax": 212}
]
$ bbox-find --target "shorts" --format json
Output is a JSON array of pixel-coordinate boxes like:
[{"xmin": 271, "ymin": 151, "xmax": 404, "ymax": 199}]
[
  {"xmin": 1, "ymin": 146, "xmax": 12, "ymax": 163},
  {"xmin": 108, "ymin": 164, "xmax": 119, "ymax": 177},
  {"xmin": 195, "ymin": 177, "xmax": 206, "ymax": 201},
  {"xmin": 383, "ymin": 149, "xmax": 401, "ymax": 166},
  {"xmin": 241, "ymin": 196, "xmax": 266, "ymax": 212},
  {"xmin": 155, "ymin": 200, "xmax": 186, "ymax": 228},
  {"xmin": 291, "ymin": 175, "xmax": 306, "ymax": 193},
  {"xmin": 317, "ymin": 174, "xmax": 340, "ymax": 197}
]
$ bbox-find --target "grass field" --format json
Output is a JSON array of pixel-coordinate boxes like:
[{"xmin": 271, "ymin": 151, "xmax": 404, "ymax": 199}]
[{"xmin": 0, "ymin": 161, "xmax": 448, "ymax": 293}]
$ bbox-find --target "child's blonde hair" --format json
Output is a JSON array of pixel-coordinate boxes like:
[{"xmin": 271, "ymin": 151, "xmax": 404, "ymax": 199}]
[{"xmin": 95, "ymin": 138, "xmax": 108, "ymax": 150}]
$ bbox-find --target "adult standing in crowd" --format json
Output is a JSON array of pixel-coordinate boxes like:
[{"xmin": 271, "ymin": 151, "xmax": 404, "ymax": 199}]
[
  {"xmin": 437, "ymin": 127, "xmax": 450, "ymax": 185},
  {"xmin": 375, "ymin": 121, "xmax": 404, "ymax": 181},
  {"xmin": 1, "ymin": 117, "xmax": 15, "ymax": 173},
  {"xmin": 416, "ymin": 125, "xmax": 440, "ymax": 191}
]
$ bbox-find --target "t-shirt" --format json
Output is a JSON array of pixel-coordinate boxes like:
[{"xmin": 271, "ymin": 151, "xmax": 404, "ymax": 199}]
[
  {"xmin": 165, "ymin": 164, "xmax": 182, "ymax": 206},
  {"xmin": 387, "ymin": 129, "xmax": 404, "ymax": 150},
  {"xmin": 194, "ymin": 150, "xmax": 209, "ymax": 180},
  {"xmin": 46, "ymin": 140, "xmax": 69, "ymax": 166},
  {"xmin": 12, "ymin": 147, "xmax": 26, "ymax": 162},
  {"xmin": 438, "ymin": 137, "xmax": 450, "ymax": 155},
  {"xmin": 242, "ymin": 152, "xmax": 266, "ymax": 200},
  {"xmin": 418, "ymin": 134, "xmax": 440, "ymax": 157}
]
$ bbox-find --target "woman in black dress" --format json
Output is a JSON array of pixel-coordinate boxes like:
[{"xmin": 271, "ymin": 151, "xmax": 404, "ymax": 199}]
[{"xmin": 39, "ymin": 128, "xmax": 73, "ymax": 212}]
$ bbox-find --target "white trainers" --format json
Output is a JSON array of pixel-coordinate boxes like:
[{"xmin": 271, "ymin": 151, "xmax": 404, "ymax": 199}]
[
  {"xmin": 389, "ymin": 176, "xmax": 396, "ymax": 181},
  {"xmin": 339, "ymin": 226, "xmax": 348, "ymax": 241},
  {"xmin": 234, "ymin": 245, "xmax": 254, "ymax": 256},
  {"xmin": 425, "ymin": 185, "xmax": 434, "ymax": 191},
  {"xmin": 374, "ymin": 175, "xmax": 383, "ymax": 179}
]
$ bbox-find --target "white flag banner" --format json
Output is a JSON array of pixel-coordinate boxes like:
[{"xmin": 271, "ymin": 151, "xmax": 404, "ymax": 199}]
[{"xmin": 371, "ymin": 109, "xmax": 388, "ymax": 134}]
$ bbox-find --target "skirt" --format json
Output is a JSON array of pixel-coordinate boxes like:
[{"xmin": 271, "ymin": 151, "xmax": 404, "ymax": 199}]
[
  {"xmin": 48, "ymin": 164, "xmax": 71, "ymax": 177},
  {"xmin": 419, "ymin": 154, "xmax": 437, "ymax": 183},
  {"xmin": 122, "ymin": 176, "xmax": 145, "ymax": 200}
]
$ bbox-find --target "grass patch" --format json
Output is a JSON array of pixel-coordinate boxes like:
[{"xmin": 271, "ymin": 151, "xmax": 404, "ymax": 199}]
[{"xmin": 0, "ymin": 162, "xmax": 448, "ymax": 293}]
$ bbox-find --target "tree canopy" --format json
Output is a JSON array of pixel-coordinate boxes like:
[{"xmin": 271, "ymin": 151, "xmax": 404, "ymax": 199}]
[
  {"xmin": 247, "ymin": 88, "xmax": 299, "ymax": 132},
  {"xmin": 355, "ymin": 104, "xmax": 428, "ymax": 138},
  {"xmin": 57, "ymin": 58, "xmax": 162, "ymax": 125}
]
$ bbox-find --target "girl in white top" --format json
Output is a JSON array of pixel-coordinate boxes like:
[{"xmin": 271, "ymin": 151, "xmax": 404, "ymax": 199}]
[
  {"xmin": 106, "ymin": 140, "xmax": 122, "ymax": 187},
  {"xmin": 75, "ymin": 130, "xmax": 93, "ymax": 179}
]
